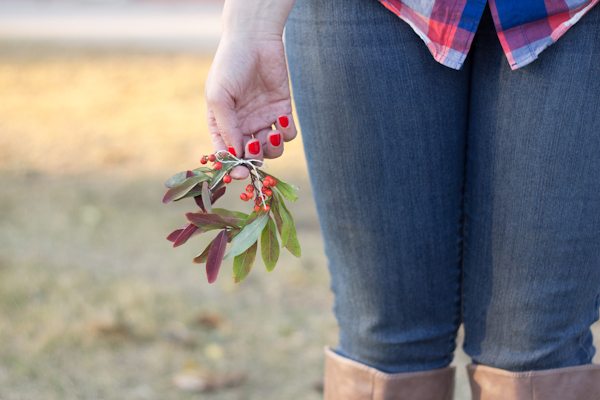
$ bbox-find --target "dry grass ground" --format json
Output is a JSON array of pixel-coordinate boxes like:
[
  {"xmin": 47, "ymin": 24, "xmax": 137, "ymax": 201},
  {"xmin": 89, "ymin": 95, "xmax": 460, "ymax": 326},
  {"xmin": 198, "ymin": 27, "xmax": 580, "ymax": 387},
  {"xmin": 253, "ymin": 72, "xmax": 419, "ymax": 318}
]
[
  {"xmin": 0, "ymin": 43, "xmax": 596, "ymax": 400},
  {"xmin": 0, "ymin": 43, "xmax": 335, "ymax": 400}
]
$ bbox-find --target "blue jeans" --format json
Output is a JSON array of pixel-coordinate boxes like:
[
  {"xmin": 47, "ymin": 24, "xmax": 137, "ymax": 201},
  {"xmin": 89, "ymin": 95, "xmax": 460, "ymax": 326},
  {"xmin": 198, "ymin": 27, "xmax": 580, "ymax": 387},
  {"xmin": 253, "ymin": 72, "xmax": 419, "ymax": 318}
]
[{"xmin": 284, "ymin": 0, "xmax": 600, "ymax": 373}]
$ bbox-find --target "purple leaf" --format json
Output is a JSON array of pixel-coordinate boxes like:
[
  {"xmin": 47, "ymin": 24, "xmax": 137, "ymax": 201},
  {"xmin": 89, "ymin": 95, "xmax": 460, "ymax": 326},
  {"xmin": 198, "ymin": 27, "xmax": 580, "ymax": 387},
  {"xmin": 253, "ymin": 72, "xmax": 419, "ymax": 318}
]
[
  {"xmin": 172, "ymin": 223, "xmax": 198, "ymax": 247},
  {"xmin": 162, "ymin": 176, "xmax": 204, "ymax": 204},
  {"xmin": 185, "ymin": 170, "xmax": 194, "ymax": 178},
  {"xmin": 211, "ymin": 186, "xmax": 226, "ymax": 203},
  {"xmin": 194, "ymin": 186, "xmax": 226, "ymax": 211},
  {"xmin": 186, "ymin": 212, "xmax": 241, "ymax": 228},
  {"xmin": 206, "ymin": 230, "xmax": 228, "ymax": 284},
  {"xmin": 194, "ymin": 195, "xmax": 205, "ymax": 211},
  {"xmin": 167, "ymin": 228, "xmax": 185, "ymax": 242}
]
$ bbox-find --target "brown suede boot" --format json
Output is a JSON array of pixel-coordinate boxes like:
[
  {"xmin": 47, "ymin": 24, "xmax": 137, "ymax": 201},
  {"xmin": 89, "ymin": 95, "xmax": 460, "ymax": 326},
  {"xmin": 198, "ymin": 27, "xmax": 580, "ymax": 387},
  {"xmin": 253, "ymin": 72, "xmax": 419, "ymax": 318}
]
[
  {"xmin": 467, "ymin": 362, "xmax": 600, "ymax": 400},
  {"xmin": 323, "ymin": 345, "xmax": 456, "ymax": 400}
]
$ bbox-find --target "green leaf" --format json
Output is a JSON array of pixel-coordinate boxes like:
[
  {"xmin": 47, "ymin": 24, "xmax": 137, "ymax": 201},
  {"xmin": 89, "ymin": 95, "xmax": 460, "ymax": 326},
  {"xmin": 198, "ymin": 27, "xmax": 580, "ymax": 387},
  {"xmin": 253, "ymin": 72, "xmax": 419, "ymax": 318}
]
[
  {"xmin": 182, "ymin": 188, "xmax": 202, "ymax": 201},
  {"xmin": 274, "ymin": 181, "xmax": 299, "ymax": 202},
  {"xmin": 209, "ymin": 165, "xmax": 232, "ymax": 189},
  {"xmin": 271, "ymin": 194, "xmax": 291, "ymax": 243},
  {"xmin": 164, "ymin": 171, "xmax": 189, "ymax": 188},
  {"xmin": 193, "ymin": 240, "xmax": 213, "ymax": 264},
  {"xmin": 201, "ymin": 181, "xmax": 212, "ymax": 213},
  {"xmin": 224, "ymin": 213, "xmax": 269, "ymax": 259},
  {"xmin": 233, "ymin": 241, "xmax": 258, "ymax": 283},
  {"xmin": 258, "ymin": 172, "xmax": 299, "ymax": 202},
  {"xmin": 162, "ymin": 175, "xmax": 209, "ymax": 204},
  {"xmin": 271, "ymin": 195, "xmax": 285, "ymax": 238},
  {"xmin": 260, "ymin": 217, "xmax": 280, "ymax": 271},
  {"xmin": 284, "ymin": 227, "xmax": 301, "ymax": 257},
  {"xmin": 241, "ymin": 211, "xmax": 261, "ymax": 227},
  {"xmin": 212, "ymin": 208, "xmax": 249, "ymax": 220},
  {"xmin": 193, "ymin": 166, "xmax": 213, "ymax": 174},
  {"xmin": 272, "ymin": 192, "xmax": 301, "ymax": 257}
]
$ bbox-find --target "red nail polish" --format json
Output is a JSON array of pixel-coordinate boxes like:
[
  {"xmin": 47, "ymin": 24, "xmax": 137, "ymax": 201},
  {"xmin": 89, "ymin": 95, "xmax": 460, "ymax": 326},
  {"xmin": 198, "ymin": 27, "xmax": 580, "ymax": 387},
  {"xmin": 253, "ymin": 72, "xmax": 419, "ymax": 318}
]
[
  {"xmin": 269, "ymin": 133, "xmax": 282, "ymax": 147},
  {"xmin": 227, "ymin": 146, "xmax": 237, "ymax": 157},
  {"xmin": 248, "ymin": 140, "xmax": 260, "ymax": 155},
  {"xmin": 278, "ymin": 115, "xmax": 289, "ymax": 128}
]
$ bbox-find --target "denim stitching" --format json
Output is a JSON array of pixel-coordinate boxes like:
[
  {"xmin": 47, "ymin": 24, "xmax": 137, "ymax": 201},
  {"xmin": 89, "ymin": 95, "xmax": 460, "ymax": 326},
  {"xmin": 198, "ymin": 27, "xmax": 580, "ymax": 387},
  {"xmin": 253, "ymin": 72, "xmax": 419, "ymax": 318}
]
[{"xmin": 457, "ymin": 48, "xmax": 472, "ymax": 352}]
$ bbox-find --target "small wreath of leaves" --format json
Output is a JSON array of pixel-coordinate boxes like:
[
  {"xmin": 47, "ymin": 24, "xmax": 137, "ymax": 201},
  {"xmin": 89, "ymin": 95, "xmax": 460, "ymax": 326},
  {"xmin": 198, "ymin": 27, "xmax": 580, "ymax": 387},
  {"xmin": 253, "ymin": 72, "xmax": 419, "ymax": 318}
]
[{"xmin": 163, "ymin": 151, "xmax": 301, "ymax": 284}]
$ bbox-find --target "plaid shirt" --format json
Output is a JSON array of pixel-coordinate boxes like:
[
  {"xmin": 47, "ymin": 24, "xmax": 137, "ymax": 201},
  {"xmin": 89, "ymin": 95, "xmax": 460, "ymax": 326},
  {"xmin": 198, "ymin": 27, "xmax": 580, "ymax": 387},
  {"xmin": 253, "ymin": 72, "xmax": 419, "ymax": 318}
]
[{"xmin": 378, "ymin": 0, "xmax": 599, "ymax": 70}]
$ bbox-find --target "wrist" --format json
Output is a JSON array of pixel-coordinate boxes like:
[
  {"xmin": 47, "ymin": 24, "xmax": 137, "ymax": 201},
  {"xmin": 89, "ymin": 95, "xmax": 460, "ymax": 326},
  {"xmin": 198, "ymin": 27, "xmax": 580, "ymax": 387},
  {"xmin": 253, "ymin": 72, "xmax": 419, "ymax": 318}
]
[{"xmin": 221, "ymin": 0, "xmax": 295, "ymax": 40}]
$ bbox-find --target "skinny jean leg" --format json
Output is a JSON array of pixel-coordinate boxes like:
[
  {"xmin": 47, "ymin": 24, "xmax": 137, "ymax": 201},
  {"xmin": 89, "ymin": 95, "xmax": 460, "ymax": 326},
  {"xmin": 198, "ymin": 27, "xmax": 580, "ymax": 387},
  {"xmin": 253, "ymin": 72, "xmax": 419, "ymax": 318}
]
[
  {"xmin": 284, "ymin": 0, "xmax": 469, "ymax": 373},
  {"xmin": 463, "ymin": 3, "xmax": 600, "ymax": 371}
]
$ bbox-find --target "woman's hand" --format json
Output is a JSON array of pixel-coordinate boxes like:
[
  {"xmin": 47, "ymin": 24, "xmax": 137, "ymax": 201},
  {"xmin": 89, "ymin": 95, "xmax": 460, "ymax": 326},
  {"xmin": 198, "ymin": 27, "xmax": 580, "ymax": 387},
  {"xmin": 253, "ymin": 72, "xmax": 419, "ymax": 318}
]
[{"xmin": 205, "ymin": 0, "xmax": 298, "ymax": 180}]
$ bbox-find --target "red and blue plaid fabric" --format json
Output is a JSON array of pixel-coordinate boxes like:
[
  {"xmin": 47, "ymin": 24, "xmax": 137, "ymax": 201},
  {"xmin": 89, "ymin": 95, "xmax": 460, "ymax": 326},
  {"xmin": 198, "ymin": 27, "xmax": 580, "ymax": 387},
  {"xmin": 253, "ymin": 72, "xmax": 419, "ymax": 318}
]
[{"xmin": 378, "ymin": 0, "xmax": 599, "ymax": 70}]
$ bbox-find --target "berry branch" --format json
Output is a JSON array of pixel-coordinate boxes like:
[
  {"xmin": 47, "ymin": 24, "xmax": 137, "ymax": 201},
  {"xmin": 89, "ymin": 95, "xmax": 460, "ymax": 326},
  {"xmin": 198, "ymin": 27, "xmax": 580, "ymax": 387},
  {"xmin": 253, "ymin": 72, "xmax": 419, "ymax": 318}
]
[{"xmin": 163, "ymin": 150, "xmax": 301, "ymax": 284}]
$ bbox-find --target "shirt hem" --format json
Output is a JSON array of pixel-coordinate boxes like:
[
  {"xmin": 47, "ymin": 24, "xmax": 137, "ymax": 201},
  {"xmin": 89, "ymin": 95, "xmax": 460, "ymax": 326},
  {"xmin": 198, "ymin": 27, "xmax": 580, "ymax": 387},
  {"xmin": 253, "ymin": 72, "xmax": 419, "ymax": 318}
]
[
  {"xmin": 377, "ymin": 0, "xmax": 469, "ymax": 70},
  {"xmin": 508, "ymin": 0, "xmax": 600, "ymax": 70}
]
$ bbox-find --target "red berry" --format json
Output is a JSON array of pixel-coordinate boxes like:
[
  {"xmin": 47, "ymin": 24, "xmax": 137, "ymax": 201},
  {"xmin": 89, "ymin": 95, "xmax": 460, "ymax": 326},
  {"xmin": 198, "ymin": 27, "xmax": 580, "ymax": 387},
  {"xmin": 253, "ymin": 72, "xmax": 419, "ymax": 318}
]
[
  {"xmin": 223, "ymin": 174, "xmax": 232, "ymax": 183},
  {"xmin": 240, "ymin": 193, "xmax": 248, "ymax": 201},
  {"xmin": 263, "ymin": 205, "xmax": 270, "ymax": 212},
  {"xmin": 261, "ymin": 187, "xmax": 273, "ymax": 196},
  {"xmin": 214, "ymin": 162, "xmax": 222, "ymax": 170},
  {"xmin": 208, "ymin": 154, "xmax": 216, "ymax": 162},
  {"xmin": 254, "ymin": 205, "xmax": 261, "ymax": 212},
  {"xmin": 263, "ymin": 180, "xmax": 271, "ymax": 188},
  {"xmin": 246, "ymin": 184, "xmax": 254, "ymax": 193},
  {"xmin": 264, "ymin": 176, "xmax": 276, "ymax": 186},
  {"xmin": 200, "ymin": 156, "xmax": 208, "ymax": 164}
]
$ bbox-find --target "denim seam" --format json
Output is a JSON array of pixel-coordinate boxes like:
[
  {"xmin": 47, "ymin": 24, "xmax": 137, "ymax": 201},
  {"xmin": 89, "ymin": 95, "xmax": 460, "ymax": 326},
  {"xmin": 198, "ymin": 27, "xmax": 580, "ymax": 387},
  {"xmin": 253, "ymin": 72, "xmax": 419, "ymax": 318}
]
[{"xmin": 458, "ymin": 44, "xmax": 473, "ymax": 344}]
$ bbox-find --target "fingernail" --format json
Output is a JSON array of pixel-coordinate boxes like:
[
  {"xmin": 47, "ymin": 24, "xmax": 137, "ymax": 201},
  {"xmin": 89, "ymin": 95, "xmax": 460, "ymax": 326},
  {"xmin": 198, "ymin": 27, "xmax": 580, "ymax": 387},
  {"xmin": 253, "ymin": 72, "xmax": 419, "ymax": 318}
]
[
  {"xmin": 278, "ymin": 115, "xmax": 289, "ymax": 128},
  {"xmin": 248, "ymin": 140, "xmax": 260, "ymax": 155},
  {"xmin": 227, "ymin": 146, "xmax": 237, "ymax": 157},
  {"xmin": 269, "ymin": 132, "xmax": 282, "ymax": 147}
]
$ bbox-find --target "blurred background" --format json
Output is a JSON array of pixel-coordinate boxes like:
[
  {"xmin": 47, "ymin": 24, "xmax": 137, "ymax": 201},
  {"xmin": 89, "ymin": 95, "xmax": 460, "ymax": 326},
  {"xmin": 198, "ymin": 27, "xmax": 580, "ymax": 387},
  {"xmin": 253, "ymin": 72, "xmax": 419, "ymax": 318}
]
[{"xmin": 0, "ymin": 1, "xmax": 596, "ymax": 399}]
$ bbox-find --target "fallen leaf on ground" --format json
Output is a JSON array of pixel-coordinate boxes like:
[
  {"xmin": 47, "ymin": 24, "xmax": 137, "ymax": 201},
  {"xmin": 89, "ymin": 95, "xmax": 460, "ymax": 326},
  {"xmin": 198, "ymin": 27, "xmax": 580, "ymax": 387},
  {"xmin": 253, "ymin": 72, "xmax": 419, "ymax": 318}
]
[
  {"xmin": 172, "ymin": 368, "xmax": 247, "ymax": 393},
  {"xmin": 194, "ymin": 311, "xmax": 225, "ymax": 330}
]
